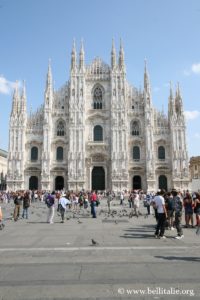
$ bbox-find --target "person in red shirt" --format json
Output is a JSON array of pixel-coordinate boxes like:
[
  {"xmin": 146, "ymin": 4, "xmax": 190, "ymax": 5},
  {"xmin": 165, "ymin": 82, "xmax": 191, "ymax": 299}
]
[{"xmin": 90, "ymin": 191, "xmax": 97, "ymax": 218}]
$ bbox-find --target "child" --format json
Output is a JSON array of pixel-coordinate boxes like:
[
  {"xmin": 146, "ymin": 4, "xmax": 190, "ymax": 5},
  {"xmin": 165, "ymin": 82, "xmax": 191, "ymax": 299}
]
[{"xmin": 0, "ymin": 206, "xmax": 5, "ymax": 230}]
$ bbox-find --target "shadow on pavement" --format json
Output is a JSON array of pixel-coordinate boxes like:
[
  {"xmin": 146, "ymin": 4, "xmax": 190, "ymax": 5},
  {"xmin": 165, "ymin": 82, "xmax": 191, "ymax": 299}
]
[{"xmin": 155, "ymin": 255, "xmax": 200, "ymax": 262}]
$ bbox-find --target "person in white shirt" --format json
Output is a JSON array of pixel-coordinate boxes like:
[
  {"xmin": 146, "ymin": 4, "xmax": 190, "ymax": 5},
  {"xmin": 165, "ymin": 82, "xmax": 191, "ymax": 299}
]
[
  {"xmin": 154, "ymin": 190, "xmax": 167, "ymax": 238},
  {"xmin": 58, "ymin": 194, "xmax": 70, "ymax": 223},
  {"xmin": 133, "ymin": 192, "xmax": 140, "ymax": 217}
]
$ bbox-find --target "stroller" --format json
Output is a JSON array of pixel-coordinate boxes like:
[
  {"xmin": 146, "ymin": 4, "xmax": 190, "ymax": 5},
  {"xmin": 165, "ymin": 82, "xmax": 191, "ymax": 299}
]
[{"xmin": 0, "ymin": 206, "xmax": 5, "ymax": 230}]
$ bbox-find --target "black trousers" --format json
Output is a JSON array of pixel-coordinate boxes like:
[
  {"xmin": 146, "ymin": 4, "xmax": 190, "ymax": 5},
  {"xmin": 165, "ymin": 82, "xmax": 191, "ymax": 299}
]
[
  {"xmin": 174, "ymin": 212, "xmax": 183, "ymax": 236},
  {"xmin": 59, "ymin": 206, "xmax": 65, "ymax": 221},
  {"xmin": 155, "ymin": 213, "xmax": 166, "ymax": 237}
]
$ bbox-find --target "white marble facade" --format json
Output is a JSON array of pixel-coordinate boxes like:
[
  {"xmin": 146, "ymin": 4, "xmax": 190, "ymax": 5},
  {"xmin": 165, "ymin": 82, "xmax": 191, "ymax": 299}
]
[{"xmin": 7, "ymin": 41, "xmax": 190, "ymax": 192}]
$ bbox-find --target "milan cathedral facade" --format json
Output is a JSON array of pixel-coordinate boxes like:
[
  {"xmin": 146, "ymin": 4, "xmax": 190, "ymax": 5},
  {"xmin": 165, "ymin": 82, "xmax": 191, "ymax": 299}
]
[{"xmin": 7, "ymin": 41, "xmax": 190, "ymax": 192}]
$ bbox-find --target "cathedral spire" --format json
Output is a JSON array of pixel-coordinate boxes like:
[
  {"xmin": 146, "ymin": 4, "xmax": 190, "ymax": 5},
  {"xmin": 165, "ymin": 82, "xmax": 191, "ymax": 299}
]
[
  {"xmin": 21, "ymin": 80, "xmax": 27, "ymax": 113},
  {"xmin": 144, "ymin": 59, "xmax": 152, "ymax": 104},
  {"xmin": 118, "ymin": 38, "xmax": 125, "ymax": 72},
  {"xmin": 169, "ymin": 81, "xmax": 173, "ymax": 99},
  {"xmin": 79, "ymin": 38, "xmax": 85, "ymax": 71},
  {"xmin": 71, "ymin": 39, "xmax": 77, "ymax": 71},
  {"xmin": 11, "ymin": 80, "xmax": 19, "ymax": 116},
  {"xmin": 175, "ymin": 82, "xmax": 183, "ymax": 115},
  {"xmin": 46, "ymin": 59, "xmax": 53, "ymax": 91},
  {"xmin": 44, "ymin": 59, "xmax": 53, "ymax": 109},
  {"xmin": 168, "ymin": 81, "xmax": 174, "ymax": 116},
  {"xmin": 111, "ymin": 38, "xmax": 117, "ymax": 70},
  {"xmin": 144, "ymin": 59, "xmax": 150, "ymax": 92}
]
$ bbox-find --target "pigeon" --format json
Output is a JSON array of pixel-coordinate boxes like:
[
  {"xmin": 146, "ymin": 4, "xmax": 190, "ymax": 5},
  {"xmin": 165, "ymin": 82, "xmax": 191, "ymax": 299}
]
[
  {"xmin": 91, "ymin": 238, "xmax": 99, "ymax": 245},
  {"xmin": 78, "ymin": 219, "xmax": 82, "ymax": 224},
  {"xmin": 115, "ymin": 220, "xmax": 118, "ymax": 224}
]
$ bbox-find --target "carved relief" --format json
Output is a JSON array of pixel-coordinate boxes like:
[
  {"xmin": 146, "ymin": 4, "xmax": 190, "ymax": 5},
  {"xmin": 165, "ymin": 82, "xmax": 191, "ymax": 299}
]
[{"xmin": 92, "ymin": 154, "xmax": 104, "ymax": 162}]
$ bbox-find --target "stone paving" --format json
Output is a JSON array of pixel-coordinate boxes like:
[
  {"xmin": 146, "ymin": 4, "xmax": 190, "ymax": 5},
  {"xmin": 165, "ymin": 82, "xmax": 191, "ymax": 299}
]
[{"xmin": 0, "ymin": 198, "xmax": 200, "ymax": 299}]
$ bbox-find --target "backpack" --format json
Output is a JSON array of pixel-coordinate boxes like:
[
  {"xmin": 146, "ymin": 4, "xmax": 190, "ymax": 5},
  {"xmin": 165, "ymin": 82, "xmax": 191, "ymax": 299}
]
[
  {"xmin": 167, "ymin": 197, "xmax": 174, "ymax": 210},
  {"xmin": 45, "ymin": 195, "xmax": 54, "ymax": 208}
]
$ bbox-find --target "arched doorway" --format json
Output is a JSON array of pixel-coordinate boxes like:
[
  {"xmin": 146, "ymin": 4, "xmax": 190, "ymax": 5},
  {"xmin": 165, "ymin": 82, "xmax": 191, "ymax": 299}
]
[
  {"xmin": 159, "ymin": 175, "xmax": 167, "ymax": 191},
  {"xmin": 92, "ymin": 167, "xmax": 105, "ymax": 190},
  {"xmin": 133, "ymin": 176, "xmax": 141, "ymax": 190},
  {"xmin": 29, "ymin": 176, "xmax": 38, "ymax": 190},
  {"xmin": 55, "ymin": 176, "xmax": 64, "ymax": 190}
]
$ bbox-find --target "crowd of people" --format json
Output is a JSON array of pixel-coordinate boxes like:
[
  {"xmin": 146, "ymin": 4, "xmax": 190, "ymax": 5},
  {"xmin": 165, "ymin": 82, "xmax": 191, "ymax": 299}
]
[{"xmin": 0, "ymin": 189, "xmax": 200, "ymax": 240}]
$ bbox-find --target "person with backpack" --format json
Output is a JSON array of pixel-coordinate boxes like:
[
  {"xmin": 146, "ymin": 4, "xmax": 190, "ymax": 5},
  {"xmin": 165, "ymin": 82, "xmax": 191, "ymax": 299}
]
[
  {"xmin": 172, "ymin": 190, "xmax": 184, "ymax": 239},
  {"xmin": 45, "ymin": 191, "xmax": 55, "ymax": 224},
  {"xmin": 13, "ymin": 192, "xmax": 23, "ymax": 221},
  {"xmin": 22, "ymin": 191, "xmax": 31, "ymax": 219}
]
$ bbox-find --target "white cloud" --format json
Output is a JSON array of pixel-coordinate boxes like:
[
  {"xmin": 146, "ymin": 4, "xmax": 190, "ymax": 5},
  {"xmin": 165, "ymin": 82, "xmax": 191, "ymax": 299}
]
[
  {"xmin": 184, "ymin": 110, "xmax": 200, "ymax": 121},
  {"xmin": 184, "ymin": 63, "xmax": 200, "ymax": 76},
  {"xmin": 191, "ymin": 63, "xmax": 200, "ymax": 74},
  {"xmin": 0, "ymin": 75, "xmax": 16, "ymax": 95}
]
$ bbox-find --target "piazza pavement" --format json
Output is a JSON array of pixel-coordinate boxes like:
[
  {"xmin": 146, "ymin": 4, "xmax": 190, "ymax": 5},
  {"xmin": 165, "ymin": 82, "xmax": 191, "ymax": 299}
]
[{"xmin": 0, "ymin": 197, "xmax": 200, "ymax": 300}]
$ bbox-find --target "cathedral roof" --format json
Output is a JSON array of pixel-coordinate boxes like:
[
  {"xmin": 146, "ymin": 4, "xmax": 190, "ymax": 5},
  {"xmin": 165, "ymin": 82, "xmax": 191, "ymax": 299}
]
[
  {"xmin": 86, "ymin": 57, "xmax": 110, "ymax": 75},
  {"xmin": 0, "ymin": 149, "xmax": 8, "ymax": 158},
  {"xmin": 27, "ymin": 105, "xmax": 44, "ymax": 130}
]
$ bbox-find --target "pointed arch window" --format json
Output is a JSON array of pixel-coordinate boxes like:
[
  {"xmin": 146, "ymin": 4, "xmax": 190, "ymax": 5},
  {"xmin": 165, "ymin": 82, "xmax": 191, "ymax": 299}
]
[
  {"xmin": 94, "ymin": 125, "xmax": 103, "ymax": 141},
  {"xmin": 57, "ymin": 120, "xmax": 65, "ymax": 136},
  {"xmin": 133, "ymin": 146, "xmax": 140, "ymax": 160},
  {"xmin": 131, "ymin": 121, "xmax": 140, "ymax": 136},
  {"xmin": 31, "ymin": 147, "xmax": 38, "ymax": 161},
  {"xmin": 158, "ymin": 146, "xmax": 165, "ymax": 160},
  {"xmin": 93, "ymin": 86, "xmax": 103, "ymax": 109},
  {"xmin": 56, "ymin": 147, "xmax": 63, "ymax": 161}
]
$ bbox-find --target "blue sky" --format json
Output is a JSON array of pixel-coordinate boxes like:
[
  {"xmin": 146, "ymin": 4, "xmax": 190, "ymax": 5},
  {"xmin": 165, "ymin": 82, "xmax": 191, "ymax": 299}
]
[{"xmin": 0, "ymin": 0, "xmax": 200, "ymax": 157}]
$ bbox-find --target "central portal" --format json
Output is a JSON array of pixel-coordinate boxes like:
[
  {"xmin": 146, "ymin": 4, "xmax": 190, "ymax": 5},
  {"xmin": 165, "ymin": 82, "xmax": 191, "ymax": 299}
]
[
  {"xmin": 133, "ymin": 175, "xmax": 142, "ymax": 190},
  {"xmin": 92, "ymin": 167, "xmax": 105, "ymax": 191},
  {"xmin": 55, "ymin": 176, "xmax": 64, "ymax": 190}
]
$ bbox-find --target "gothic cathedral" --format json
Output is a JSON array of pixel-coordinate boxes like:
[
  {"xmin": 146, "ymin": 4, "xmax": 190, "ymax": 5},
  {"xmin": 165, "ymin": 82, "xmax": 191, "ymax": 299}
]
[{"xmin": 7, "ymin": 40, "xmax": 190, "ymax": 192}]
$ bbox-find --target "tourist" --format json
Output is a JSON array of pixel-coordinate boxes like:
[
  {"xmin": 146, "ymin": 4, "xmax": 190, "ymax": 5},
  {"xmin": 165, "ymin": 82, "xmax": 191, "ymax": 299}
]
[
  {"xmin": 154, "ymin": 190, "xmax": 167, "ymax": 239},
  {"xmin": 13, "ymin": 192, "xmax": 23, "ymax": 221},
  {"xmin": 128, "ymin": 192, "xmax": 134, "ymax": 208},
  {"xmin": 90, "ymin": 190, "xmax": 97, "ymax": 218},
  {"xmin": 22, "ymin": 191, "xmax": 30, "ymax": 219},
  {"xmin": 73, "ymin": 193, "xmax": 79, "ymax": 211},
  {"xmin": 58, "ymin": 194, "xmax": 70, "ymax": 223},
  {"xmin": 172, "ymin": 190, "xmax": 184, "ymax": 239},
  {"xmin": 120, "ymin": 191, "xmax": 124, "ymax": 206},
  {"xmin": 133, "ymin": 191, "xmax": 140, "ymax": 217},
  {"xmin": 0, "ymin": 205, "xmax": 5, "ymax": 230},
  {"xmin": 194, "ymin": 193, "xmax": 200, "ymax": 228},
  {"xmin": 183, "ymin": 192, "xmax": 194, "ymax": 228},
  {"xmin": 45, "ymin": 191, "xmax": 55, "ymax": 224},
  {"xmin": 107, "ymin": 191, "xmax": 113, "ymax": 213},
  {"xmin": 144, "ymin": 193, "xmax": 151, "ymax": 215},
  {"xmin": 165, "ymin": 191, "xmax": 175, "ymax": 230}
]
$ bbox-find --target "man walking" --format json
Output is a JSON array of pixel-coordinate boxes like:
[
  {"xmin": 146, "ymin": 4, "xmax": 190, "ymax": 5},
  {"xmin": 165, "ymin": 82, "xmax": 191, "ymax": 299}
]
[
  {"xmin": 58, "ymin": 194, "xmax": 70, "ymax": 223},
  {"xmin": 154, "ymin": 190, "xmax": 167, "ymax": 239},
  {"xmin": 107, "ymin": 191, "xmax": 112, "ymax": 213},
  {"xmin": 13, "ymin": 192, "xmax": 23, "ymax": 221},
  {"xmin": 45, "ymin": 191, "xmax": 55, "ymax": 224},
  {"xmin": 172, "ymin": 190, "xmax": 184, "ymax": 239},
  {"xmin": 90, "ymin": 191, "xmax": 97, "ymax": 218}
]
